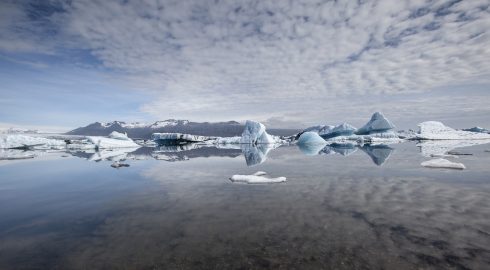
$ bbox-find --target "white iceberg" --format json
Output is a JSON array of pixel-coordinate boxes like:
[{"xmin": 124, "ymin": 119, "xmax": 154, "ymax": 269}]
[
  {"xmin": 0, "ymin": 134, "xmax": 66, "ymax": 149},
  {"xmin": 416, "ymin": 121, "xmax": 490, "ymax": 140},
  {"xmin": 240, "ymin": 120, "xmax": 280, "ymax": 144},
  {"xmin": 320, "ymin": 123, "xmax": 357, "ymax": 139},
  {"xmin": 421, "ymin": 158, "xmax": 465, "ymax": 170},
  {"xmin": 88, "ymin": 147, "xmax": 140, "ymax": 161},
  {"xmin": 87, "ymin": 131, "xmax": 140, "ymax": 148},
  {"xmin": 356, "ymin": 112, "xmax": 395, "ymax": 135},
  {"xmin": 230, "ymin": 171, "xmax": 286, "ymax": 184},
  {"xmin": 297, "ymin": 132, "xmax": 326, "ymax": 145},
  {"xmin": 296, "ymin": 132, "xmax": 327, "ymax": 155}
]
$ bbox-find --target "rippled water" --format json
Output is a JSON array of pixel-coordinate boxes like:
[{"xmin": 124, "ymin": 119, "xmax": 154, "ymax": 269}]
[{"xmin": 1, "ymin": 141, "xmax": 490, "ymax": 269}]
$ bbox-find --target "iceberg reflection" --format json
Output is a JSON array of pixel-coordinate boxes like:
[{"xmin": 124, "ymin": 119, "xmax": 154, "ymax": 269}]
[{"xmin": 298, "ymin": 143, "xmax": 394, "ymax": 166}]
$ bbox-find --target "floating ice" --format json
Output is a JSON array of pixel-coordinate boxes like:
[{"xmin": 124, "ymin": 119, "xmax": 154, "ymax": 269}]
[
  {"xmin": 0, "ymin": 134, "xmax": 66, "ymax": 149},
  {"xmin": 421, "ymin": 158, "xmax": 465, "ymax": 170},
  {"xmin": 417, "ymin": 121, "xmax": 490, "ymax": 140},
  {"xmin": 462, "ymin": 127, "xmax": 489, "ymax": 133},
  {"xmin": 152, "ymin": 133, "xmax": 211, "ymax": 145},
  {"xmin": 320, "ymin": 123, "xmax": 357, "ymax": 139},
  {"xmin": 297, "ymin": 132, "xmax": 326, "ymax": 145},
  {"xmin": 87, "ymin": 132, "xmax": 140, "ymax": 149},
  {"xmin": 356, "ymin": 112, "xmax": 395, "ymax": 135},
  {"xmin": 230, "ymin": 171, "xmax": 286, "ymax": 184},
  {"xmin": 240, "ymin": 120, "xmax": 279, "ymax": 144}
]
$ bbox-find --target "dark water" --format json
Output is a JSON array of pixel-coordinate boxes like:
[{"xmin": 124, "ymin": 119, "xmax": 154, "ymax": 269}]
[{"xmin": 1, "ymin": 141, "xmax": 490, "ymax": 269}]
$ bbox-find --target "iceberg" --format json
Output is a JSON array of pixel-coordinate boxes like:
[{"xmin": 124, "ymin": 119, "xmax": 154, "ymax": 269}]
[
  {"xmin": 416, "ymin": 121, "xmax": 490, "ymax": 140},
  {"xmin": 462, "ymin": 127, "xmax": 489, "ymax": 133},
  {"xmin": 356, "ymin": 112, "xmax": 395, "ymax": 135},
  {"xmin": 240, "ymin": 120, "xmax": 279, "ymax": 144},
  {"xmin": 0, "ymin": 134, "xmax": 66, "ymax": 149},
  {"xmin": 297, "ymin": 132, "xmax": 327, "ymax": 145},
  {"xmin": 421, "ymin": 158, "xmax": 465, "ymax": 170},
  {"xmin": 230, "ymin": 171, "xmax": 286, "ymax": 184},
  {"xmin": 298, "ymin": 112, "xmax": 400, "ymax": 143},
  {"xmin": 296, "ymin": 132, "xmax": 327, "ymax": 155},
  {"xmin": 87, "ymin": 131, "xmax": 140, "ymax": 148},
  {"xmin": 152, "ymin": 133, "xmax": 212, "ymax": 145}
]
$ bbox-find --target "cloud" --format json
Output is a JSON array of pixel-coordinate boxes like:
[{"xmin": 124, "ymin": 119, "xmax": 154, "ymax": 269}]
[{"xmin": 1, "ymin": 0, "xmax": 490, "ymax": 127}]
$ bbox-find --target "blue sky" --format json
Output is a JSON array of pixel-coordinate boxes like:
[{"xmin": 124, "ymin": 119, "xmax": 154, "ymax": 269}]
[{"xmin": 0, "ymin": 0, "xmax": 489, "ymax": 132}]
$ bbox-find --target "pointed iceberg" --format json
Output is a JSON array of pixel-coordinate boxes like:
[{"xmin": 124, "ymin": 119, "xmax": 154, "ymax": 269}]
[
  {"xmin": 356, "ymin": 112, "xmax": 395, "ymax": 135},
  {"xmin": 240, "ymin": 120, "xmax": 278, "ymax": 144}
]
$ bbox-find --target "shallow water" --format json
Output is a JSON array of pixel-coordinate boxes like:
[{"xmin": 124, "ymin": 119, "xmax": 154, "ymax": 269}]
[{"xmin": 1, "ymin": 141, "xmax": 490, "ymax": 269}]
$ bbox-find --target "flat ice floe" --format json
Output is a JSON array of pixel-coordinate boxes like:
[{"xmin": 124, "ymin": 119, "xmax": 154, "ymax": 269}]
[
  {"xmin": 87, "ymin": 131, "xmax": 140, "ymax": 148},
  {"xmin": 416, "ymin": 121, "xmax": 490, "ymax": 140},
  {"xmin": 230, "ymin": 171, "xmax": 287, "ymax": 184},
  {"xmin": 421, "ymin": 158, "xmax": 465, "ymax": 170},
  {"xmin": 0, "ymin": 134, "xmax": 66, "ymax": 149}
]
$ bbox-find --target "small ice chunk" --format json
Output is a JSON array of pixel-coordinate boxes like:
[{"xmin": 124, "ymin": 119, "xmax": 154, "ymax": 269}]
[
  {"xmin": 421, "ymin": 158, "xmax": 465, "ymax": 170},
  {"xmin": 230, "ymin": 171, "xmax": 286, "ymax": 184}
]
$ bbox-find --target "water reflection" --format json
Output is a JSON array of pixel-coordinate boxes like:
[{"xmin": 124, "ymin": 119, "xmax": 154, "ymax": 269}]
[
  {"xmin": 2, "ymin": 139, "xmax": 490, "ymax": 168},
  {"xmin": 298, "ymin": 143, "xmax": 394, "ymax": 166}
]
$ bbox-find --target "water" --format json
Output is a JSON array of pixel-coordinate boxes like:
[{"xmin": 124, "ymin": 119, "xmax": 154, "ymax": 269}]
[{"xmin": 1, "ymin": 141, "xmax": 490, "ymax": 269}]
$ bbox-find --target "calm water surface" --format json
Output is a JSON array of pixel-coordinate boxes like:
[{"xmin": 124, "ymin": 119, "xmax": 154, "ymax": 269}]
[{"xmin": 0, "ymin": 142, "xmax": 490, "ymax": 269}]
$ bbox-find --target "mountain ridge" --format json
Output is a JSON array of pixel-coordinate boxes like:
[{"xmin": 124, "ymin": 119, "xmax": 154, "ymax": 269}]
[{"xmin": 66, "ymin": 119, "xmax": 300, "ymax": 139}]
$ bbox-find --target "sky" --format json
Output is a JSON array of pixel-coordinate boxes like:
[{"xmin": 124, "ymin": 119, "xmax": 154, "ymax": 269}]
[{"xmin": 0, "ymin": 0, "xmax": 489, "ymax": 132}]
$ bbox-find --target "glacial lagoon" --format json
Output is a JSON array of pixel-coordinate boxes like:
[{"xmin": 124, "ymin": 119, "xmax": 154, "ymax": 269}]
[{"xmin": 1, "ymin": 141, "xmax": 490, "ymax": 269}]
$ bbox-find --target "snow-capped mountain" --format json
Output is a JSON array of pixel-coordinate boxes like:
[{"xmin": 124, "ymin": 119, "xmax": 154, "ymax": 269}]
[{"xmin": 67, "ymin": 119, "xmax": 299, "ymax": 139}]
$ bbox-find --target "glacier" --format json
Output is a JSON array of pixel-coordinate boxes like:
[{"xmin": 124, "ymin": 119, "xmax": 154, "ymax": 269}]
[{"xmin": 416, "ymin": 121, "xmax": 490, "ymax": 140}]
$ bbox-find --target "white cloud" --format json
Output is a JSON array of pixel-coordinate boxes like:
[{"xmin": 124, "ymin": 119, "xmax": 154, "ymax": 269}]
[{"xmin": 1, "ymin": 0, "xmax": 490, "ymax": 127}]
